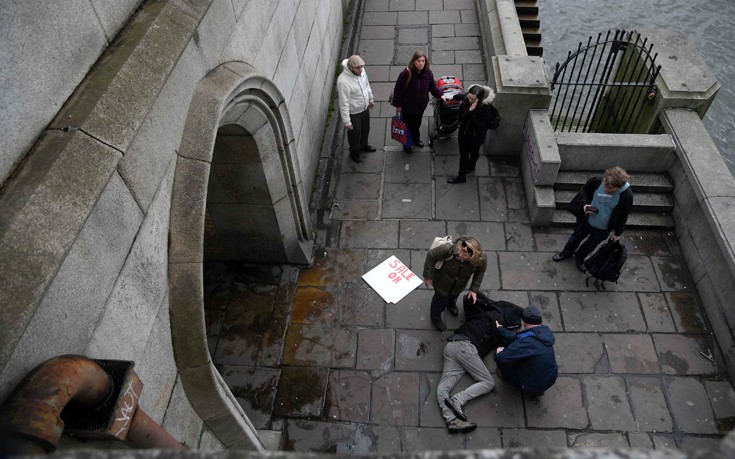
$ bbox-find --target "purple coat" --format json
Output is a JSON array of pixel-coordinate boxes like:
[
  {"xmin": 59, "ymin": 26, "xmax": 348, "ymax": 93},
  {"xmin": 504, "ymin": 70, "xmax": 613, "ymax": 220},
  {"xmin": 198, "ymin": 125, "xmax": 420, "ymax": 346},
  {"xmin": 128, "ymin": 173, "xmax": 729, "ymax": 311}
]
[{"xmin": 392, "ymin": 68, "xmax": 443, "ymax": 115}]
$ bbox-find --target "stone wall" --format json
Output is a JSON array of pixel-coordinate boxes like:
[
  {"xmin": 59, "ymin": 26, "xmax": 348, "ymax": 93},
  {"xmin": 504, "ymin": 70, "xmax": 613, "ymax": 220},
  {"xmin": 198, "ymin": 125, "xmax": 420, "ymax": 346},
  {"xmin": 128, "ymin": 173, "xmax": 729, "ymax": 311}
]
[
  {"xmin": 662, "ymin": 108, "xmax": 735, "ymax": 383},
  {"xmin": 0, "ymin": 0, "xmax": 346, "ymax": 451}
]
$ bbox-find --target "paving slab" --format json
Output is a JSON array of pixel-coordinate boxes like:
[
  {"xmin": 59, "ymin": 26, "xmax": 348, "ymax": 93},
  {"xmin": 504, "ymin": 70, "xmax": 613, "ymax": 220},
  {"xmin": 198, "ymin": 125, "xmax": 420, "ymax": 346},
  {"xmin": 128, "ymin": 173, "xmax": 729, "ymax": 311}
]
[
  {"xmin": 465, "ymin": 427, "xmax": 502, "ymax": 449},
  {"xmin": 558, "ymin": 291, "xmax": 646, "ymax": 332},
  {"xmin": 639, "ymin": 292, "xmax": 677, "ymax": 332},
  {"xmin": 398, "ymin": 220, "xmax": 447, "ymax": 248},
  {"xmin": 653, "ymin": 334, "xmax": 718, "ymax": 376},
  {"xmin": 435, "ymin": 179, "xmax": 481, "ymax": 221},
  {"xmin": 569, "ymin": 432, "xmax": 629, "ymax": 448},
  {"xmin": 429, "ymin": 10, "xmax": 461, "ymax": 24},
  {"xmin": 448, "ymin": 221, "xmax": 505, "ymax": 251},
  {"xmin": 370, "ymin": 372, "xmax": 421, "ymax": 425},
  {"xmin": 628, "ymin": 432, "xmax": 654, "ymax": 449},
  {"xmin": 220, "ymin": 365, "xmax": 279, "ymax": 429},
  {"xmin": 339, "ymin": 220, "xmax": 400, "ymax": 248},
  {"xmin": 357, "ymin": 328, "xmax": 395, "ymax": 371},
  {"xmin": 273, "ymin": 367, "xmax": 328, "ymax": 418},
  {"xmin": 396, "ymin": 11, "xmax": 428, "ymax": 26},
  {"xmin": 291, "ymin": 286, "xmax": 339, "ymax": 324},
  {"xmin": 667, "ymin": 292, "xmax": 708, "ymax": 333},
  {"xmin": 340, "ymin": 284, "xmax": 385, "ymax": 327},
  {"xmin": 664, "ymin": 377, "xmax": 718, "ymax": 434},
  {"xmin": 333, "ymin": 200, "xmax": 379, "ymax": 220},
  {"xmin": 478, "ymin": 177, "xmax": 509, "ymax": 221},
  {"xmin": 525, "ymin": 377, "xmax": 588, "ymax": 429},
  {"xmin": 386, "ymin": 289, "xmax": 435, "ymax": 329},
  {"xmin": 705, "ymin": 379, "xmax": 735, "ymax": 426},
  {"xmin": 298, "ymin": 248, "xmax": 368, "ymax": 286},
  {"xmin": 604, "ymin": 333, "xmax": 661, "ymax": 374},
  {"xmin": 627, "ymin": 376, "xmax": 674, "ymax": 433},
  {"xmin": 361, "ymin": 25, "xmax": 396, "ymax": 40},
  {"xmin": 651, "ymin": 255, "xmax": 696, "ymax": 292},
  {"xmin": 363, "ymin": 11, "xmax": 398, "ymax": 26},
  {"xmin": 281, "ymin": 420, "xmax": 358, "ymax": 452},
  {"xmin": 505, "ymin": 222, "xmax": 534, "ymax": 251},
  {"xmin": 501, "ymin": 428, "xmax": 567, "ymax": 449},
  {"xmin": 394, "ymin": 329, "xmax": 446, "ymax": 371},
  {"xmin": 337, "ymin": 173, "xmax": 383, "ymax": 200},
  {"xmin": 403, "ymin": 426, "xmax": 466, "ymax": 451},
  {"xmin": 326, "ymin": 370, "xmax": 371, "ymax": 423},
  {"xmin": 529, "ymin": 291, "xmax": 563, "ymax": 331},
  {"xmin": 584, "ymin": 376, "xmax": 636, "ymax": 431},
  {"xmin": 397, "ymin": 27, "xmax": 428, "ymax": 43},
  {"xmin": 554, "ymin": 333, "xmax": 604, "ymax": 373},
  {"xmin": 382, "ymin": 182, "xmax": 432, "ymax": 219},
  {"xmin": 283, "ymin": 324, "xmax": 356, "ymax": 367},
  {"xmin": 465, "ymin": 376, "xmax": 525, "ymax": 428},
  {"xmin": 366, "ymin": 425, "xmax": 402, "ymax": 453},
  {"xmin": 384, "ymin": 150, "xmax": 432, "ymax": 183}
]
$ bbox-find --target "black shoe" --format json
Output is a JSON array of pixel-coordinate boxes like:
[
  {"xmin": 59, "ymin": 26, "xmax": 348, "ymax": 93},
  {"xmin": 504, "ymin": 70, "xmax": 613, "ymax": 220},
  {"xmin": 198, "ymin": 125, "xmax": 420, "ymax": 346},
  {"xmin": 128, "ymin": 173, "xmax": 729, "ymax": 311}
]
[
  {"xmin": 447, "ymin": 303, "xmax": 459, "ymax": 317},
  {"xmin": 447, "ymin": 176, "xmax": 466, "ymax": 184},
  {"xmin": 447, "ymin": 419, "xmax": 477, "ymax": 434},
  {"xmin": 576, "ymin": 259, "xmax": 586, "ymax": 272},
  {"xmin": 361, "ymin": 145, "xmax": 376, "ymax": 152},
  {"xmin": 403, "ymin": 146, "xmax": 412, "ymax": 153},
  {"xmin": 350, "ymin": 154, "xmax": 361, "ymax": 163},
  {"xmin": 552, "ymin": 252, "xmax": 571, "ymax": 262},
  {"xmin": 444, "ymin": 397, "xmax": 467, "ymax": 421},
  {"xmin": 433, "ymin": 319, "xmax": 446, "ymax": 331},
  {"xmin": 415, "ymin": 140, "xmax": 424, "ymax": 147}
]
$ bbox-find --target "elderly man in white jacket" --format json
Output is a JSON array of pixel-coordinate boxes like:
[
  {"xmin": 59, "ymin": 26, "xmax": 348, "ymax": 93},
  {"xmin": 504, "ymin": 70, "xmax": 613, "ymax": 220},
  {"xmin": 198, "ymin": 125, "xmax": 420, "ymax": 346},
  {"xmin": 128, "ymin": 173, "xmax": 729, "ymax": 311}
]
[{"xmin": 336, "ymin": 55, "xmax": 376, "ymax": 163}]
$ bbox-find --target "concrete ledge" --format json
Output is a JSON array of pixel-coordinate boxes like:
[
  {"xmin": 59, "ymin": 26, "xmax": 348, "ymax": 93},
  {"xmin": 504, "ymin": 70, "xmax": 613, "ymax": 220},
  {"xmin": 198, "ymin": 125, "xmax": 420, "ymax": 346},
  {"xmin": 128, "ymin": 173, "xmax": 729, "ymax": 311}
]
[
  {"xmin": 0, "ymin": 129, "xmax": 120, "ymax": 369},
  {"xmin": 556, "ymin": 132, "xmax": 676, "ymax": 172},
  {"xmin": 521, "ymin": 110, "xmax": 560, "ymax": 186}
]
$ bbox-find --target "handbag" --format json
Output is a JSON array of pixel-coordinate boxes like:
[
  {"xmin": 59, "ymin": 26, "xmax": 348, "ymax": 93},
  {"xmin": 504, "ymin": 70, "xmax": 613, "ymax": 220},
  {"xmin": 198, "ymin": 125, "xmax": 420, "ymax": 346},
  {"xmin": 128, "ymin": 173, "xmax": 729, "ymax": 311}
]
[
  {"xmin": 390, "ymin": 113, "xmax": 411, "ymax": 147},
  {"xmin": 487, "ymin": 104, "xmax": 501, "ymax": 130}
]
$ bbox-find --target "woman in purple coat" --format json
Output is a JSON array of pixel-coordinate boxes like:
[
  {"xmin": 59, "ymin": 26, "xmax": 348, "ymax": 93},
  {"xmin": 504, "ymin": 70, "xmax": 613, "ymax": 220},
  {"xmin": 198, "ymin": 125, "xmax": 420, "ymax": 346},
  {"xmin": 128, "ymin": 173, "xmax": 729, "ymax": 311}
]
[{"xmin": 392, "ymin": 50, "xmax": 444, "ymax": 153}]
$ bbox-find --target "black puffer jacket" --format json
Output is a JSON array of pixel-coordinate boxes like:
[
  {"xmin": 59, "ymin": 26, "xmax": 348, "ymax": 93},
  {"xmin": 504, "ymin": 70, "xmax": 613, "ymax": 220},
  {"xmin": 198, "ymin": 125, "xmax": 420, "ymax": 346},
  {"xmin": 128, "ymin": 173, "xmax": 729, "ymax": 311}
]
[{"xmin": 455, "ymin": 298, "xmax": 500, "ymax": 358}]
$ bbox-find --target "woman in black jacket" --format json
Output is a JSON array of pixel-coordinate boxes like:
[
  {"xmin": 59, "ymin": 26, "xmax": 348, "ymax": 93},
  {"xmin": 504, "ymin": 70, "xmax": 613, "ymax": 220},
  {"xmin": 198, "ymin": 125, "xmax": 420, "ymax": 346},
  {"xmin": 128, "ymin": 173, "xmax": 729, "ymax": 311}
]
[{"xmin": 448, "ymin": 85, "xmax": 496, "ymax": 184}]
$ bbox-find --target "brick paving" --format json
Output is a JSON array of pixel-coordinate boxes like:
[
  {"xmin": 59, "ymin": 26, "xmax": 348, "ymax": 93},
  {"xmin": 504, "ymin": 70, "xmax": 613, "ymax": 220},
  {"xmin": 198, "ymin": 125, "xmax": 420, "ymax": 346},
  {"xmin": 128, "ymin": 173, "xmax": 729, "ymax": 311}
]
[{"xmin": 204, "ymin": 0, "xmax": 735, "ymax": 454}]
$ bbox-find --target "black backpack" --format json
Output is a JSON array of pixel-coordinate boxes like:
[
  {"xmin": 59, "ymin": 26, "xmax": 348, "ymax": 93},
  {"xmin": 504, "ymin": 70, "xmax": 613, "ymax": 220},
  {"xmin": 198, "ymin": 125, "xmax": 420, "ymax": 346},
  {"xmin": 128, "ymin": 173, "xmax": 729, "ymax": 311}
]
[
  {"xmin": 584, "ymin": 240, "xmax": 628, "ymax": 289},
  {"xmin": 487, "ymin": 104, "xmax": 501, "ymax": 130}
]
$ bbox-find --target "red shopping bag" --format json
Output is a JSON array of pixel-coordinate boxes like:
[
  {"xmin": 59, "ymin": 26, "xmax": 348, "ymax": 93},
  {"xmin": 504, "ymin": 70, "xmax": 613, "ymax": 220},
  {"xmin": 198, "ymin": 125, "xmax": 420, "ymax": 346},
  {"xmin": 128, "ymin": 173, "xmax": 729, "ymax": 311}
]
[{"xmin": 391, "ymin": 114, "xmax": 411, "ymax": 147}]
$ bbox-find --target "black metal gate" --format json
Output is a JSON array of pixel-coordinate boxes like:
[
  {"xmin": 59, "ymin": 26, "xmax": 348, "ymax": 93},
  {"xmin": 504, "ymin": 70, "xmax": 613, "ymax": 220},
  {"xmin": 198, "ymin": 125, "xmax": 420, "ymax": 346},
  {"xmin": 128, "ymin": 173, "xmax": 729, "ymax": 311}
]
[{"xmin": 550, "ymin": 29, "xmax": 661, "ymax": 133}]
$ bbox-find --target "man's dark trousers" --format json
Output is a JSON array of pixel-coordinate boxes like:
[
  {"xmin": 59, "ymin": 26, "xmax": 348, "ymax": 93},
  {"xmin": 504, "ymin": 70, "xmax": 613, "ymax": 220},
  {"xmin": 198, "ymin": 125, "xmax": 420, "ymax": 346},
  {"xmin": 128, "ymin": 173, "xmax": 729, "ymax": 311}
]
[
  {"xmin": 348, "ymin": 109, "xmax": 370, "ymax": 158},
  {"xmin": 561, "ymin": 217, "xmax": 610, "ymax": 262}
]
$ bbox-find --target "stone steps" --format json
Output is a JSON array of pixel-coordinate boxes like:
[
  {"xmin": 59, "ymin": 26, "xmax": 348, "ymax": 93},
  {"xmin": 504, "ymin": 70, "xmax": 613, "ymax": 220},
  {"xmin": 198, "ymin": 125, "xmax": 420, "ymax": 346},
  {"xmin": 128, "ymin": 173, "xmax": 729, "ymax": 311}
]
[
  {"xmin": 552, "ymin": 170, "xmax": 676, "ymax": 229},
  {"xmin": 515, "ymin": 0, "xmax": 543, "ymax": 57}
]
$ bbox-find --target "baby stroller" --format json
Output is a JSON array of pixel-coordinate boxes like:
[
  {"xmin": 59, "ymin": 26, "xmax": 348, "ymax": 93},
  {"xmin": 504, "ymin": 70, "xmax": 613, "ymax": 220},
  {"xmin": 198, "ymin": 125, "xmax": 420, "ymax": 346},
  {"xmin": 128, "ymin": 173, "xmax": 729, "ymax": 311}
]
[{"xmin": 428, "ymin": 75, "xmax": 464, "ymax": 146}]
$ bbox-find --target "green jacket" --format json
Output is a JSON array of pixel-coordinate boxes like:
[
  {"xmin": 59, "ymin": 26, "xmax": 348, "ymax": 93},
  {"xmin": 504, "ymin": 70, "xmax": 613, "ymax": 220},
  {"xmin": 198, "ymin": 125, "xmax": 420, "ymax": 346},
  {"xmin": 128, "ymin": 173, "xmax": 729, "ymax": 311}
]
[{"xmin": 423, "ymin": 238, "xmax": 487, "ymax": 297}]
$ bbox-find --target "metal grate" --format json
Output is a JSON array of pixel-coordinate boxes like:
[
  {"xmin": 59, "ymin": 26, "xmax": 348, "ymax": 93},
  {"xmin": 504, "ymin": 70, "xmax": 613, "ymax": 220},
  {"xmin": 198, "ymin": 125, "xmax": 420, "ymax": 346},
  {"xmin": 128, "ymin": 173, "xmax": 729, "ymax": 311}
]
[{"xmin": 550, "ymin": 29, "xmax": 661, "ymax": 133}]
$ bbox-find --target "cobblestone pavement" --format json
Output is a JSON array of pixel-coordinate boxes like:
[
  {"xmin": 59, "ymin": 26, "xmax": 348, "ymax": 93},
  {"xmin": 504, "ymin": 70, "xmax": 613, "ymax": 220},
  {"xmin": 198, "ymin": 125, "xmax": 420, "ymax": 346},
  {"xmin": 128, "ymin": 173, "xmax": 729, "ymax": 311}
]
[{"xmin": 204, "ymin": 0, "xmax": 735, "ymax": 454}]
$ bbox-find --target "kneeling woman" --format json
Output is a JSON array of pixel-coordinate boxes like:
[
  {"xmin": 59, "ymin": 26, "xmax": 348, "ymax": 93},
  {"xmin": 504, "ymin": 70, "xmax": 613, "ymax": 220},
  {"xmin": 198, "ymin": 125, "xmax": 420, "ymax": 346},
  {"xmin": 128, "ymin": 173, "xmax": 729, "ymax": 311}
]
[{"xmin": 448, "ymin": 85, "xmax": 495, "ymax": 184}]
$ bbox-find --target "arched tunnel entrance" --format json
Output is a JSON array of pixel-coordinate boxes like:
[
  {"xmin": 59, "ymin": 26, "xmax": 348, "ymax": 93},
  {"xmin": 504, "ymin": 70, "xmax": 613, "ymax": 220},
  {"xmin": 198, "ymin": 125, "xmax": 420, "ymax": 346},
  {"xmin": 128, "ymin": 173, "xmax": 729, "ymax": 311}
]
[{"xmin": 168, "ymin": 62, "xmax": 313, "ymax": 449}]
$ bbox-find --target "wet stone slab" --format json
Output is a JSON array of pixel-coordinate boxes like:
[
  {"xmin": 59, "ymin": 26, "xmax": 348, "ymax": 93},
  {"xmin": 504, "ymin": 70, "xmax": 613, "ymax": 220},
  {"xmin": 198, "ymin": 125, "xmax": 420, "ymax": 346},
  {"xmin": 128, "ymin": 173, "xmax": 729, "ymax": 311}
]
[
  {"xmin": 337, "ymin": 173, "xmax": 382, "ymax": 199},
  {"xmin": 559, "ymin": 291, "xmax": 646, "ymax": 332},
  {"xmin": 639, "ymin": 292, "xmax": 677, "ymax": 332},
  {"xmin": 529, "ymin": 291, "xmax": 563, "ymax": 331},
  {"xmin": 325, "ymin": 370, "xmax": 371, "ymax": 423},
  {"xmin": 705, "ymin": 379, "xmax": 735, "ymax": 426},
  {"xmin": 603, "ymin": 333, "xmax": 661, "ymax": 374},
  {"xmin": 651, "ymin": 256, "xmax": 696, "ymax": 292},
  {"xmin": 664, "ymin": 377, "xmax": 718, "ymax": 434},
  {"xmin": 291, "ymin": 286, "xmax": 339, "ymax": 324},
  {"xmin": 505, "ymin": 222, "xmax": 534, "ymax": 251},
  {"xmin": 339, "ymin": 284, "xmax": 385, "ymax": 327},
  {"xmin": 584, "ymin": 376, "xmax": 635, "ymax": 431},
  {"xmin": 627, "ymin": 376, "xmax": 673, "ymax": 433},
  {"xmin": 219, "ymin": 366, "xmax": 279, "ymax": 429},
  {"xmin": 274, "ymin": 367, "xmax": 329, "ymax": 418},
  {"xmin": 394, "ymin": 329, "xmax": 446, "ymax": 372},
  {"xmin": 525, "ymin": 377, "xmax": 588, "ymax": 429},
  {"xmin": 298, "ymin": 248, "xmax": 368, "ymax": 287},
  {"xmin": 386, "ymin": 289, "xmax": 434, "ymax": 329},
  {"xmin": 403, "ymin": 426, "xmax": 466, "ymax": 451},
  {"xmin": 667, "ymin": 291, "xmax": 708, "ymax": 333},
  {"xmin": 370, "ymin": 372, "xmax": 421, "ymax": 425},
  {"xmin": 213, "ymin": 332, "xmax": 260, "ymax": 366},
  {"xmin": 281, "ymin": 419, "xmax": 359, "ymax": 452},
  {"xmin": 554, "ymin": 333, "xmax": 604, "ymax": 373},
  {"xmin": 283, "ymin": 324, "xmax": 356, "ymax": 367},
  {"xmin": 653, "ymin": 334, "xmax": 718, "ymax": 375},
  {"xmin": 357, "ymin": 328, "xmax": 395, "ymax": 371}
]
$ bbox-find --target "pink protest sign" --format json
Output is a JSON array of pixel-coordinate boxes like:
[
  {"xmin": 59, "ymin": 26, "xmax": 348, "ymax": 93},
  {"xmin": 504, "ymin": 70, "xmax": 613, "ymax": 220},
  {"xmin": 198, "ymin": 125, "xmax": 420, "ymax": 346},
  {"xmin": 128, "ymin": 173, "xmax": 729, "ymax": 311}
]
[{"xmin": 362, "ymin": 255, "xmax": 423, "ymax": 303}]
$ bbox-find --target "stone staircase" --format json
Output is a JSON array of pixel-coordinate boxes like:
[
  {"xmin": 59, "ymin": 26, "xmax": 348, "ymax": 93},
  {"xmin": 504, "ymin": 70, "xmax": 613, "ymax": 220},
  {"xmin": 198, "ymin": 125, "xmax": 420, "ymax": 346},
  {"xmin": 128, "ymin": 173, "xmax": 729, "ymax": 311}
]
[
  {"xmin": 515, "ymin": 0, "xmax": 543, "ymax": 56},
  {"xmin": 551, "ymin": 171, "xmax": 676, "ymax": 229}
]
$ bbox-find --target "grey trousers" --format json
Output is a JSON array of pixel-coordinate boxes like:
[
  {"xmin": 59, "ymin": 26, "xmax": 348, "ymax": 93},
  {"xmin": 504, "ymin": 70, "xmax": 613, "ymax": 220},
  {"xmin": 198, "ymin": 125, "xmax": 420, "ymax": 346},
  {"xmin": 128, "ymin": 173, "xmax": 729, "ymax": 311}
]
[{"xmin": 436, "ymin": 340, "xmax": 496, "ymax": 423}]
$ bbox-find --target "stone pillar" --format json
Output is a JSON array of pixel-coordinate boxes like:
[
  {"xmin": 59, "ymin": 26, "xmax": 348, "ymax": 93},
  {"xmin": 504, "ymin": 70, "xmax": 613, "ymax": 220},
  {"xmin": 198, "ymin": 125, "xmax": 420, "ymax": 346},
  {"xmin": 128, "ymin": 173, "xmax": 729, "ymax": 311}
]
[
  {"xmin": 520, "ymin": 110, "xmax": 559, "ymax": 226},
  {"xmin": 488, "ymin": 55, "xmax": 551, "ymax": 156},
  {"xmin": 635, "ymin": 29, "xmax": 720, "ymax": 134}
]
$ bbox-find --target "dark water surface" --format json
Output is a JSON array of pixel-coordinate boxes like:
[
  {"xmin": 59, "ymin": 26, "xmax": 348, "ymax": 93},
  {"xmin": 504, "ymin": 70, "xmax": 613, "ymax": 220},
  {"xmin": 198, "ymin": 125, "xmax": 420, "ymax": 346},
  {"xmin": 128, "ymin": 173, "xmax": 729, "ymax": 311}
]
[{"xmin": 540, "ymin": 0, "xmax": 735, "ymax": 175}]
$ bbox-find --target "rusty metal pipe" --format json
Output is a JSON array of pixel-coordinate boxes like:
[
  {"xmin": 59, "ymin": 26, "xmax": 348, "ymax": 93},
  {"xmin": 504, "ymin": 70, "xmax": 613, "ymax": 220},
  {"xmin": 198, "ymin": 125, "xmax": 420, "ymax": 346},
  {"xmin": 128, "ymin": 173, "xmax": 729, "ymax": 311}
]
[
  {"xmin": 125, "ymin": 407, "xmax": 185, "ymax": 450},
  {"xmin": 0, "ymin": 355, "xmax": 113, "ymax": 455},
  {"xmin": 0, "ymin": 355, "xmax": 186, "ymax": 454}
]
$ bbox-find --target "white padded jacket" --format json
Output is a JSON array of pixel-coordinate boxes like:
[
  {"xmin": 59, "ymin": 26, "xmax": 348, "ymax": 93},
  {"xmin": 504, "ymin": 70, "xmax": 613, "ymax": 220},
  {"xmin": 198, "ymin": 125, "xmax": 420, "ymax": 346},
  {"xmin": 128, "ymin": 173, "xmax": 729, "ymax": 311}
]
[{"xmin": 336, "ymin": 58, "xmax": 374, "ymax": 127}]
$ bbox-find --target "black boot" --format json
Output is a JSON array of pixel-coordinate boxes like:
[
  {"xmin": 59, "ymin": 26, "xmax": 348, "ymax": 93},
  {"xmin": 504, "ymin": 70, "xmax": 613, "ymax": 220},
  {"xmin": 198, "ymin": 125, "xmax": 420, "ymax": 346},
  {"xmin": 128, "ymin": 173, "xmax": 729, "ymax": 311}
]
[{"xmin": 448, "ymin": 156, "xmax": 467, "ymax": 183}]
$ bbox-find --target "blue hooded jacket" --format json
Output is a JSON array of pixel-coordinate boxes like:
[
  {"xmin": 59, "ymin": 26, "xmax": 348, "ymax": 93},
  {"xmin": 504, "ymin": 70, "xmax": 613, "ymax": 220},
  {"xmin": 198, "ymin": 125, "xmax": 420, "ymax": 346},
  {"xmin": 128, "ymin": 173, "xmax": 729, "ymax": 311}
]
[{"xmin": 494, "ymin": 325, "xmax": 558, "ymax": 395}]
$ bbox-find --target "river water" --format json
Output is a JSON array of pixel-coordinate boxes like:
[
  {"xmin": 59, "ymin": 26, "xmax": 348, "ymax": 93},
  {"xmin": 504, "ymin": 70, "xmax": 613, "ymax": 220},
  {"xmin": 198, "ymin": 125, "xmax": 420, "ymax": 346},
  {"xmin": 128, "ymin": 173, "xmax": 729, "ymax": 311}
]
[{"xmin": 540, "ymin": 0, "xmax": 735, "ymax": 176}]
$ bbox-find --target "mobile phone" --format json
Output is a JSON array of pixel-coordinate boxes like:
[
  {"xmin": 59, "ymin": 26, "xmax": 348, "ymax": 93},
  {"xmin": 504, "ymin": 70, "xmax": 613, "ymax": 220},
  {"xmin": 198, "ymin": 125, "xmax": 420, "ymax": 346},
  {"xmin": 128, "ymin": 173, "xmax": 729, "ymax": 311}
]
[{"xmin": 588, "ymin": 206, "xmax": 599, "ymax": 213}]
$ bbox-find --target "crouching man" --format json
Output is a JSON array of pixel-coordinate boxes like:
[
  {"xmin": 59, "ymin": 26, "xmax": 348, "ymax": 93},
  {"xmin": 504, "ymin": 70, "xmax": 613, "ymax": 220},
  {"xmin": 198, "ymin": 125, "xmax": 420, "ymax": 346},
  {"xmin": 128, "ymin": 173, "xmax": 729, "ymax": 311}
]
[
  {"xmin": 436, "ymin": 294, "xmax": 498, "ymax": 434},
  {"xmin": 494, "ymin": 305, "xmax": 558, "ymax": 397}
]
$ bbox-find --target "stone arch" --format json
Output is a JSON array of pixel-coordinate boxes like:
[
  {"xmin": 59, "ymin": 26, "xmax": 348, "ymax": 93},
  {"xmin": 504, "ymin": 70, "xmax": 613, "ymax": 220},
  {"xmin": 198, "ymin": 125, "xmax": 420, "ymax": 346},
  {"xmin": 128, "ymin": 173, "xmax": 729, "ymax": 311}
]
[{"xmin": 167, "ymin": 62, "xmax": 313, "ymax": 449}]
